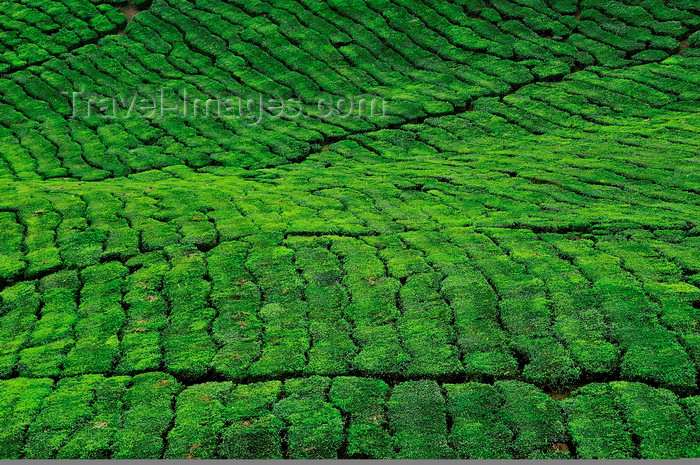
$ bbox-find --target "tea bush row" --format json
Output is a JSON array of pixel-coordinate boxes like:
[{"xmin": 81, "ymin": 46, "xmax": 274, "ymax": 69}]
[{"xmin": 1, "ymin": 375, "xmax": 697, "ymax": 459}]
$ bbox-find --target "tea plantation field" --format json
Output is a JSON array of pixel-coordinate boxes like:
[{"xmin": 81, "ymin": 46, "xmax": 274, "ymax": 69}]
[{"xmin": 1, "ymin": 0, "xmax": 700, "ymax": 459}]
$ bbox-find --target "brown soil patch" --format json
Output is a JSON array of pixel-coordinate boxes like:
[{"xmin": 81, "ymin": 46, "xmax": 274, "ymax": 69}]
[
  {"xmin": 679, "ymin": 39, "xmax": 690, "ymax": 53},
  {"xmin": 120, "ymin": 1, "xmax": 141, "ymax": 24},
  {"xmin": 550, "ymin": 442, "xmax": 570, "ymax": 452},
  {"xmin": 545, "ymin": 383, "xmax": 586, "ymax": 401},
  {"xmin": 118, "ymin": 1, "xmax": 142, "ymax": 34},
  {"xmin": 547, "ymin": 391, "xmax": 572, "ymax": 401}
]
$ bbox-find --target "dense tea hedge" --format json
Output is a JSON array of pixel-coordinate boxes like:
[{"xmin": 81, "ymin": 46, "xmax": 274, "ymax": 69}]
[
  {"xmin": 3, "ymin": 177, "xmax": 699, "ymax": 391},
  {"xmin": 0, "ymin": 0, "xmax": 698, "ymax": 178},
  {"xmin": 1, "ymin": 0, "xmax": 700, "ymax": 460},
  {"xmin": 1, "ymin": 376, "xmax": 698, "ymax": 459}
]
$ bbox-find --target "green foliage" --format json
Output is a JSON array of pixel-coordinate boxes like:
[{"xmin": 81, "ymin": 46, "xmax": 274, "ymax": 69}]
[
  {"xmin": 681, "ymin": 395, "xmax": 700, "ymax": 458},
  {"xmin": 445, "ymin": 383, "xmax": 513, "ymax": 459},
  {"xmin": 207, "ymin": 241, "xmax": 262, "ymax": 380},
  {"xmin": 23, "ymin": 374, "xmax": 106, "ymax": 458},
  {"xmin": 0, "ymin": 378, "xmax": 54, "ymax": 459},
  {"xmin": 496, "ymin": 380, "xmax": 569, "ymax": 458},
  {"xmin": 63, "ymin": 262, "xmax": 127, "ymax": 376},
  {"xmin": 162, "ymin": 248, "xmax": 216, "ymax": 381},
  {"xmin": 248, "ymin": 303, "xmax": 309, "ymax": 377},
  {"xmin": 388, "ymin": 380, "xmax": 456, "ymax": 459},
  {"xmin": 329, "ymin": 376, "xmax": 394, "ymax": 458},
  {"xmin": 55, "ymin": 375, "xmax": 130, "ymax": 459},
  {"xmin": 2, "ymin": 376, "xmax": 700, "ymax": 458},
  {"xmin": 397, "ymin": 273, "xmax": 463, "ymax": 376},
  {"xmin": 1, "ymin": 0, "xmax": 700, "ymax": 459},
  {"xmin": 164, "ymin": 381, "xmax": 233, "ymax": 459},
  {"xmin": 113, "ymin": 373, "xmax": 181, "ymax": 459},
  {"xmin": 610, "ymin": 381, "xmax": 694, "ymax": 459},
  {"xmin": 564, "ymin": 383, "xmax": 635, "ymax": 459},
  {"xmin": 0, "ymin": 281, "xmax": 40, "ymax": 378},
  {"xmin": 273, "ymin": 376, "xmax": 344, "ymax": 459},
  {"xmin": 219, "ymin": 381, "xmax": 283, "ymax": 459}
]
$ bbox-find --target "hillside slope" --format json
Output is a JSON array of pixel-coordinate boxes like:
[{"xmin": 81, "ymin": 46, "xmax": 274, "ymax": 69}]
[{"xmin": 1, "ymin": 0, "xmax": 700, "ymax": 459}]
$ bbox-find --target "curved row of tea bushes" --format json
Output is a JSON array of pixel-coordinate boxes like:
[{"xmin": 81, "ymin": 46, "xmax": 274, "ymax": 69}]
[
  {"xmin": 1, "ymin": 174, "xmax": 699, "ymax": 392},
  {"xmin": 2, "ymin": 0, "xmax": 699, "ymax": 180},
  {"xmin": 1, "ymin": 375, "xmax": 698, "ymax": 459},
  {"xmin": 0, "ymin": 0, "xmax": 127, "ymax": 72}
]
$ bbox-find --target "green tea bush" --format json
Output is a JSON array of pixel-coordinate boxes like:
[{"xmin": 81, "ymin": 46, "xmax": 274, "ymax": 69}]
[
  {"xmin": 219, "ymin": 381, "xmax": 284, "ymax": 459},
  {"xmin": 113, "ymin": 373, "xmax": 181, "ymax": 459},
  {"xmin": 388, "ymin": 380, "xmax": 456, "ymax": 459},
  {"xmin": 63, "ymin": 262, "xmax": 127, "ymax": 376},
  {"xmin": 445, "ymin": 383, "xmax": 513, "ymax": 459},
  {"xmin": 55, "ymin": 375, "xmax": 130, "ymax": 459},
  {"xmin": 331, "ymin": 237, "xmax": 409, "ymax": 376},
  {"xmin": 23, "ymin": 374, "xmax": 105, "ymax": 458},
  {"xmin": 0, "ymin": 281, "xmax": 40, "ymax": 378},
  {"xmin": 329, "ymin": 376, "xmax": 394, "ymax": 458},
  {"xmin": 116, "ymin": 258, "xmax": 168, "ymax": 374},
  {"xmin": 164, "ymin": 381, "xmax": 233, "ymax": 459},
  {"xmin": 0, "ymin": 377, "xmax": 54, "ymax": 459},
  {"xmin": 273, "ymin": 376, "xmax": 344, "ymax": 459},
  {"xmin": 0, "ymin": 212, "xmax": 27, "ymax": 281},
  {"xmin": 497, "ymin": 230, "xmax": 619, "ymax": 376},
  {"xmin": 397, "ymin": 273, "xmax": 463, "ymax": 376},
  {"xmin": 496, "ymin": 380, "xmax": 569, "ymax": 458},
  {"xmin": 551, "ymin": 237, "xmax": 697, "ymax": 392},
  {"xmin": 3, "ymin": 377, "xmax": 700, "ymax": 458},
  {"xmin": 352, "ymin": 323, "xmax": 410, "ymax": 376},
  {"xmin": 292, "ymin": 243, "xmax": 356, "ymax": 375},
  {"xmin": 441, "ymin": 269, "xmax": 518, "ymax": 379},
  {"xmin": 248, "ymin": 303, "xmax": 309, "ymax": 377},
  {"xmin": 681, "ymin": 395, "xmax": 700, "ymax": 458},
  {"xmin": 207, "ymin": 241, "xmax": 263, "ymax": 380},
  {"xmin": 611, "ymin": 381, "xmax": 694, "ymax": 459},
  {"xmin": 162, "ymin": 248, "xmax": 216, "ymax": 381},
  {"xmin": 564, "ymin": 383, "xmax": 635, "ymax": 459}
]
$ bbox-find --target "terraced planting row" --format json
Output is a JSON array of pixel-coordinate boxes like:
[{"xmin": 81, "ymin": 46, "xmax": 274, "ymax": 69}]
[
  {"xmin": 1, "ymin": 0, "xmax": 700, "ymax": 180},
  {"xmin": 0, "ymin": 0, "xmax": 138, "ymax": 73},
  {"xmin": 1, "ymin": 197, "xmax": 699, "ymax": 391},
  {"xmin": 2, "ymin": 374, "xmax": 699, "ymax": 459}
]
